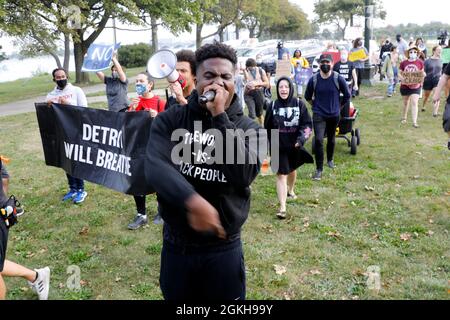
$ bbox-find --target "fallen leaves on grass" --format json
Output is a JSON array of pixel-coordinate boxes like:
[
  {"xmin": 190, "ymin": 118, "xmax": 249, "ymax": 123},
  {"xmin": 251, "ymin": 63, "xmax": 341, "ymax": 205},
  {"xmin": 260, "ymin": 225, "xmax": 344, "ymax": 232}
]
[
  {"xmin": 327, "ymin": 231, "xmax": 342, "ymax": 239},
  {"xmin": 400, "ymin": 233, "xmax": 412, "ymax": 241},
  {"xmin": 274, "ymin": 265, "xmax": 287, "ymax": 275},
  {"xmin": 79, "ymin": 226, "xmax": 89, "ymax": 236},
  {"xmin": 426, "ymin": 230, "xmax": 434, "ymax": 237},
  {"xmin": 365, "ymin": 186, "xmax": 375, "ymax": 192}
]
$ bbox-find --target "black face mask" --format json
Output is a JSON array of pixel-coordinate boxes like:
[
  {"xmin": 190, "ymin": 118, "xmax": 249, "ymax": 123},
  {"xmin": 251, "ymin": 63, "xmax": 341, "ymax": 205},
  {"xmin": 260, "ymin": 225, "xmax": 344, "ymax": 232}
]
[
  {"xmin": 320, "ymin": 64, "xmax": 331, "ymax": 74},
  {"xmin": 396, "ymin": 37, "xmax": 401, "ymax": 42},
  {"xmin": 56, "ymin": 79, "xmax": 68, "ymax": 89}
]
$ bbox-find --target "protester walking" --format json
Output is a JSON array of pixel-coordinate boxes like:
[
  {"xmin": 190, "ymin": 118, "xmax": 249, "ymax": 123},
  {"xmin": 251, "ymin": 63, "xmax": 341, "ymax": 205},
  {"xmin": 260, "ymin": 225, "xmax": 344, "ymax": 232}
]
[
  {"xmin": 422, "ymin": 46, "xmax": 443, "ymax": 115},
  {"xmin": 399, "ymin": 45, "xmax": 426, "ymax": 128},
  {"xmin": 350, "ymin": 38, "xmax": 369, "ymax": 97},
  {"xmin": 264, "ymin": 77, "xmax": 313, "ymax": 219},
  {"xmin": 291, "ymin": 49, "xmax": 310, "ymax": 98},
  {"xmin": 243, "ymin": 58, "xmax": 270, "ymax": 125},
  {"xmin": 304, "ymin": 54, "xmax": 350, "ymax": 181},
  {"xmin": 433, "ymin": 62, "xmax": 450, "ymax": 150},
  {"xmin": 381, "ymin": 46, "xmax": 400, "ymax": 97}
]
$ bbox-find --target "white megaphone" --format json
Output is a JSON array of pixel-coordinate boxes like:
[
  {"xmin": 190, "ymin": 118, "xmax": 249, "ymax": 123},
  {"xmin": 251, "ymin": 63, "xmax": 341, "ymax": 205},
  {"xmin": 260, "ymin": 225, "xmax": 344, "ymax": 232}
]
[{"xmin": 147, "ymin": 49, "xmax": 186, "ymax": 89}]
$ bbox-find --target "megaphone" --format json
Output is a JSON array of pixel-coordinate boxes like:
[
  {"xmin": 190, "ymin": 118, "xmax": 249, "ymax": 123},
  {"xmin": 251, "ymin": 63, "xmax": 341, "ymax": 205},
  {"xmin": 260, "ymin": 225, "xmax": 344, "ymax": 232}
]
[{"xmin": 147, "ymin": 49, "xmax": 186, "ymax": 89}]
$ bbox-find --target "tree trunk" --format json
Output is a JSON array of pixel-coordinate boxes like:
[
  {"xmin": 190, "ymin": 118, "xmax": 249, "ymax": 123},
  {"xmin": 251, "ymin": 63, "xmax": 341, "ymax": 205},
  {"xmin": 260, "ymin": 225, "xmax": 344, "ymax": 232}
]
[
  {"xmin": 196, "ymin": 24, "xmax": 203, "ymax": 49},
  {"xmin": 49, "ymin": 51, "xmax": 63, "ymax": 69},
  {"xmin": 249, "ymin": 27, "xmax": 255, "ymax": 38},
  {"xmin": 74, "ymin": 41, "xmax": 89, "ymax": 84},
  {"xmin": 151, "ymin": 16, "xmax": 158, "ymax": 51},
  {"xmin": 63, "ymin": 33, "xmax": 71, "ymax": 71},
  {"xmin": 235, "ymin": 25, "xmax": 240, "ymax": 39},
  {"xmin": 219, "ymin": 27, "xmax": 224, "ymax": 42}
]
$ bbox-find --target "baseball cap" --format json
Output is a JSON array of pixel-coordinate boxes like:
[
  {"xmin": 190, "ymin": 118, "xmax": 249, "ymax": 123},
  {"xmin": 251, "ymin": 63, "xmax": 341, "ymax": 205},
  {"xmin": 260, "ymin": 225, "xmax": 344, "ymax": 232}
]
[{"xmin": 319, "ymin": 54, "xmax": 333, "ymax": 63}]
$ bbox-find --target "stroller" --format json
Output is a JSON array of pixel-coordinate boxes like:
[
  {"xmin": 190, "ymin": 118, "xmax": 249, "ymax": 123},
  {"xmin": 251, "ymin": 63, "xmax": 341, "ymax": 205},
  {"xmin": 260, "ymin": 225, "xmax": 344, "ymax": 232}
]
[{"xmin": 312, "ymin": 101, "xmax": 361, "ymax": 155}]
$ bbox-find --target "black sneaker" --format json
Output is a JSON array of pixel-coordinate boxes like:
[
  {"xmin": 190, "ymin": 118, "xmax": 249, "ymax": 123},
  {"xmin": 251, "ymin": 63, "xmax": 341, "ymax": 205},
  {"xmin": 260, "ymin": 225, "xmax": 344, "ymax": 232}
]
[
  {"xmin": 127, "ymin": 213, "xmax": 148, "ymax": 230},
  {"xmin": 327, "ymin": 161, "xmax": 336, "ymax": 169},
  {"xmin": 312, "ymin": 170, "xmax": 322, "ymax": 181}
]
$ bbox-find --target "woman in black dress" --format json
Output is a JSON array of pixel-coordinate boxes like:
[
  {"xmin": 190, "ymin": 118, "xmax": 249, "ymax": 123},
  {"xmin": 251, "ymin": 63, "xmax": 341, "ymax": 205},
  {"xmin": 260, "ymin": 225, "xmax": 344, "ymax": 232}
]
[{"xmin": 264, "ymin": 77, "xmax": 314, "ymax": 219}]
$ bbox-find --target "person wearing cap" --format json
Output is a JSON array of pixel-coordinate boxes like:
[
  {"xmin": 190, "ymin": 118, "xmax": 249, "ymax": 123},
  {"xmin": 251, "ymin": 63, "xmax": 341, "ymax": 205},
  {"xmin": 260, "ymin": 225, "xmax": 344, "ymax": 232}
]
[
  {"xmin": 304, "ymin": 54, "xmax": 350, "ymax": 181},
  {"xmin": 399, "ymin": 45, "xmax": 426, "ymax": 128}
]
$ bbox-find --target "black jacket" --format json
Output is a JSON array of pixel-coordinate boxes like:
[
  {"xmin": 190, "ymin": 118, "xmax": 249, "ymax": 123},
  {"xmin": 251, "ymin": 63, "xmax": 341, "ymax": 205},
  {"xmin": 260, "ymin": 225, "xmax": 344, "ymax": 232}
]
[
  {"xmin": 264, "ymin": 77, "xmax": 314, "ymax": 164},
  {"xmin": 146, "ymin": 91, "xmax": 263, "ymax": 247}
]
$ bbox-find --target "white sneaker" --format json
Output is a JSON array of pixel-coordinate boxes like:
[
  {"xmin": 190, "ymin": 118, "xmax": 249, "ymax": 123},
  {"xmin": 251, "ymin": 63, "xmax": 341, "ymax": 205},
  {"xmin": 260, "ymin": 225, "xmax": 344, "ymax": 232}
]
[{"xmin": 28, "ymin": 267, "xmax": 50, "ymax": 300}]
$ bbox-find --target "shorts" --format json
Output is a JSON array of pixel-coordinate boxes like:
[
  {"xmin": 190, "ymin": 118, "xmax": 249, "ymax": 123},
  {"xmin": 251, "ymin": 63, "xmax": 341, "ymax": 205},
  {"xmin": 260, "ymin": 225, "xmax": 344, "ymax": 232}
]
[
  {"xmin": 0, "ymin": 218, "xmax": 8, "ymax": 272},
  {"xmin": 443, "ymin": 103, "xmax": 450, "ymax": 133},
  {"xmin": 400, "ymin": 86, "xmax": 421, "ymax": 96},
  {"xmin": 1, "ymin": 164, "xmax": 9, "ymax": 179},
  {"xmin": 423, "ymin": 78, "xmax": 439, "ymax": 91}
]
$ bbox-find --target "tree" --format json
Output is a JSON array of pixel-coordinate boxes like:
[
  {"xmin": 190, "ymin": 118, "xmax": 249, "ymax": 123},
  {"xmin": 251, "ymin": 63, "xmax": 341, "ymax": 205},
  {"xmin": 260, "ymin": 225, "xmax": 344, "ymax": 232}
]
[
  {"xmin": 314, "ymin": 0, "xmax": 386, "ymax": 40},
  {"xmin": 0, "ymin": 1, "xmax": 72, "ymax": 70},
  {"xmin": 241, "ymin": 0, "xmax": 281, "ymax": 39},
  {"xmin": 210, "ymin": 0, "xmax": 243, "ymax": 42},
  {"xmin": 192, "ymin": 0, "xmax": 218, "ymax": 49},
  {"xmin": 135, "ymin": 0, "xmax": 199, "ymax": 50},
  {"xmin": 264, "ymin": 0, "xmax": 311, "ymax": 40}
]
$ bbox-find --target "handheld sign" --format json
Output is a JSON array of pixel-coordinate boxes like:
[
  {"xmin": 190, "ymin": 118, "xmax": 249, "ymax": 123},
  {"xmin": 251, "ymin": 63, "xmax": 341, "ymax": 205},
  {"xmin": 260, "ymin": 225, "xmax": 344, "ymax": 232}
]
[
  {"xmin": 295, "ymin": 68, "xmax": 313, "ymax": 86},
  {"xmin": 323, "ymin": 51, "xmax": 341, "ymax": 64},
  {"xmin": 349, "ymin": 49, "xmax": 367, "ymax": 62},
  {"xmin": 442, "ymin": 48, "xmax": 450, "ymax": 64},
  {"xmin": 276, "ymin": 60, "xmax": 293, "ymax": 79},
  {"xmin": 401, "ymin": 71, "xmax": 425, "ymax": 85},
  {"xmin": 82, "ymin": 43, "xmax": 121, "ymax": 72}
]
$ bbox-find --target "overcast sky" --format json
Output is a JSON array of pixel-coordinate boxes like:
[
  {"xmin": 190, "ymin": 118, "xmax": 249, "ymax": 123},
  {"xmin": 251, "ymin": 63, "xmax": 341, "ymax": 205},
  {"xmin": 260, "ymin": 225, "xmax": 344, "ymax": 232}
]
[
  {"xmin": 1, "ymin": 0, "xmax": 449, "ymax": 55},
  {"xmin": 291, "ymin": 0, "xmax": 449, "ymax": 26}
]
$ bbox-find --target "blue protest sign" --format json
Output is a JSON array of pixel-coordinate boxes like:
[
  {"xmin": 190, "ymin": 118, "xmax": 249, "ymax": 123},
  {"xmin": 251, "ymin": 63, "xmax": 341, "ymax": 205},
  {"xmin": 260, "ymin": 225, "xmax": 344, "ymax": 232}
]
[
  {"xmin": 81, "ymin": 43, "xmax": 121, "ymax": 72},
  {"xmin": 295, "ymin": 68, "xmax": 313, "ymax": 86}
]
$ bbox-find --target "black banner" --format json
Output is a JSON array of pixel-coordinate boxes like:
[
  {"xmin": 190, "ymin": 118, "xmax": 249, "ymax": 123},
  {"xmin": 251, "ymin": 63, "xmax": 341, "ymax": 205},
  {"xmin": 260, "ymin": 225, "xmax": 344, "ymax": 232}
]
[{"xmin": 35, "ymin": 103, "xmax": 154, "ymax": 195}]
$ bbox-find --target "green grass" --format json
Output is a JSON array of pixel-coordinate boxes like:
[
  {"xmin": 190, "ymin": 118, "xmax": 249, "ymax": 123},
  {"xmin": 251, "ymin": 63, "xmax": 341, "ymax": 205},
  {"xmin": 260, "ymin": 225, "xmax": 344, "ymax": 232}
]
[
  {"xmin": 1, "ymin": 84, "xmax": 449, "ymax": 300},
  {"xmin": 0, "ymin": 67, "xmax": 145, "ymax": 105}
]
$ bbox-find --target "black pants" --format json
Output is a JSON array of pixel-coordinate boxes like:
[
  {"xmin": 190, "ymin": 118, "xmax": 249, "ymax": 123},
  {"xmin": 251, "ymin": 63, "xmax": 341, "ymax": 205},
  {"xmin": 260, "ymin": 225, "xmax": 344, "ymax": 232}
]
[
  {"xmin": 244, "ymin": 89, "xmax": 264, "ymax": 119},
  {"xmin": 160, "ymin": 239, "xmax": 246, "ymax": 301},
  {"xmin": 313, "ymin": 114, "xmax": 340, "ymax": 171},
  {"xmin": 355, "ymin": 68, "xmax": 363, "ymax": 96},
  {"xmin": 133, "ymin": 195, "xmax": 146, "ymax": 216}
]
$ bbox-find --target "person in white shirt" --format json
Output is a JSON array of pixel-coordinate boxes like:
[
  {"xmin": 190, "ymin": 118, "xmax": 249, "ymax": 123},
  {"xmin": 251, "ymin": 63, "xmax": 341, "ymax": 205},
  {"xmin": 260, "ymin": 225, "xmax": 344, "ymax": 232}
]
[{"xmin": 46, "ymin": 68, "xmax": 88, "ymax": 204}]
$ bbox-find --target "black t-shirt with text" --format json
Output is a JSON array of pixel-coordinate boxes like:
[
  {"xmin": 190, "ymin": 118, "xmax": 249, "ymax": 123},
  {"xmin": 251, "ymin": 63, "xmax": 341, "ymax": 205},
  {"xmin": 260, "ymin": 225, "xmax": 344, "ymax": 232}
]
[{"xmin": 333, "ymin": 62, "xmax": 355, "ymax": 84}]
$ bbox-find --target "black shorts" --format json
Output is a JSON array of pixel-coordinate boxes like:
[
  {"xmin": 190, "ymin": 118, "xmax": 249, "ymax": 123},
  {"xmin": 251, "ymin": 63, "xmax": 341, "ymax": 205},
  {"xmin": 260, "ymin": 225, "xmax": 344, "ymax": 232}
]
[
  {"xmin": 423, "ymin": 78, "xmax": 439, "ymax": 91},
  {"xmin": 400, "ymin": 86, "xmax": 421, "ymax": 96},
  {"xmin": 0, "ymin": 219, "xmax": 8, "ymax": 272}
]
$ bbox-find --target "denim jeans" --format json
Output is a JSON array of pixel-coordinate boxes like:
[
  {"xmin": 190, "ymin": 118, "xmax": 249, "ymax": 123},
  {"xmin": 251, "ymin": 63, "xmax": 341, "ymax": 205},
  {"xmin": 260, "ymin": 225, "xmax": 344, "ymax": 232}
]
[
  {"xmin": 387, "ymin": 67, "xmax": 399, "ymax": 95},
  {"xmin": 66, "ymin": 174, "xmax": 84, "ymax": 191}
]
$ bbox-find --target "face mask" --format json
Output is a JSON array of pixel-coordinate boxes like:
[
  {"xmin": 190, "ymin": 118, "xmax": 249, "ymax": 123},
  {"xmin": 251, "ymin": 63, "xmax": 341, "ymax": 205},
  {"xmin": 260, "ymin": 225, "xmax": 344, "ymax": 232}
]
[
  {"xmin": 409, "ymin": 53, "xmax": 418, "ymax": 60},
  {"xmin": 112, "ymin": 71, "xmax": 119, "ymax": 79},
  {"xmin": 341, "ymin": 54, "xmax": 348, "ymax": 61},
  {"xmin": 320, "ymin": 64, "xmax": 331, "ymax": 74},
  {"xmin": 396, "ymin": 37, "xmax": 401, "ymax": 42},
  {"xmin": 256, "ymin": 59, "xmax": 262, "ymax": 64},
  {"xmin": 56, "ymin": 79, "xmax": 67, "ymax": 89},
  {"xmin": 136, "ymin": 83, "xmax": 147, "ymax": 96}
]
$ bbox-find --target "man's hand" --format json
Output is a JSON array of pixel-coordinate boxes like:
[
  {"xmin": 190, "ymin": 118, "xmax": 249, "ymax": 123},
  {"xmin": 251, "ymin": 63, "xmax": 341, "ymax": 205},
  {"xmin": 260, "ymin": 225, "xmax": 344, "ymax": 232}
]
[
  {"xmin": 185, "ymin": 194, "xmax": 226, "ymax": 239},
  {"xmin": 203, "ymin": 84, "xmax": 229, "ymax": 117},
  {"xmin": 169, "ymin": 81, "xmax": 187, "ymax": 104},
  {"xmin": 58, "ymin": 97, "xmax": 69, "ymax": 105},
  {"xmin": 149, "ymin": 108, "xmax": 158, "ymax": 118}
]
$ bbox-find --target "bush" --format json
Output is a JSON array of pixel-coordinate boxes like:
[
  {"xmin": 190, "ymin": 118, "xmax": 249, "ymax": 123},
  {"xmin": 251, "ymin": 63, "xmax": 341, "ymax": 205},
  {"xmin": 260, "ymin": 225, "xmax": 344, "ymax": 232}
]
[{"xmin": 118, "ymin": 43, "xmax": 153, "ymax": 69}]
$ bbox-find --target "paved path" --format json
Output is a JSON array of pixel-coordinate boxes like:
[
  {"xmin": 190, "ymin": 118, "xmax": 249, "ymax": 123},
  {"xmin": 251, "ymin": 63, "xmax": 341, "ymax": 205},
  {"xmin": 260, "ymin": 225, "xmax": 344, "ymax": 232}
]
[{"xmin": 0, "ymin": 76, "xmax": 166, "ymax": 117}]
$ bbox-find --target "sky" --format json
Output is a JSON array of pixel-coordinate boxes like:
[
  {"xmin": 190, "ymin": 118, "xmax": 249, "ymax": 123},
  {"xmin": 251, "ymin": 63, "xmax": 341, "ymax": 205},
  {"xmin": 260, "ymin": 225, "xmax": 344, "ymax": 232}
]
[{"xmin": 1, "ymin": 0, "xmax": 449, "ymax": 55}]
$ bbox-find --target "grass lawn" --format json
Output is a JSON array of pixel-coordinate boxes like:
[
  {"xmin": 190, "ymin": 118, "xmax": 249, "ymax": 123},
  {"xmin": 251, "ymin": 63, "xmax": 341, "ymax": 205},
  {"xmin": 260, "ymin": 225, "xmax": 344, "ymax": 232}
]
[
  {"xmin": 0, "ymin": 84, "xmax": 449, "ymax": 300},
  {"xmin": 0, "ymin": 67, "xmax": 145, "ymax": 105}
]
